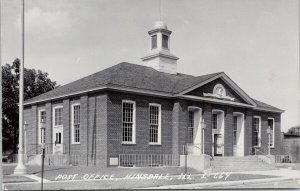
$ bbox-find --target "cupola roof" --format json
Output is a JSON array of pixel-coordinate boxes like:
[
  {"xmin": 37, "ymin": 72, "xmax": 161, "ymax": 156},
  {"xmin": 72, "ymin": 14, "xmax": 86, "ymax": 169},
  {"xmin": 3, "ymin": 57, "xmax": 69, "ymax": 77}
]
[{"xmin": 153, "ymin": 21, "xmax": 168, "ymax": 30}]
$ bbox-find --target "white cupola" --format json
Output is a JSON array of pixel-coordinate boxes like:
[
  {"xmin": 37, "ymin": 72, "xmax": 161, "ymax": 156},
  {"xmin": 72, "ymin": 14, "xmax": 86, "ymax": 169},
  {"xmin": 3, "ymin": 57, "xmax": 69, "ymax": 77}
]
[{"xmin": 141, "ymin": 21, "xmax": 179, "ymax": 74}]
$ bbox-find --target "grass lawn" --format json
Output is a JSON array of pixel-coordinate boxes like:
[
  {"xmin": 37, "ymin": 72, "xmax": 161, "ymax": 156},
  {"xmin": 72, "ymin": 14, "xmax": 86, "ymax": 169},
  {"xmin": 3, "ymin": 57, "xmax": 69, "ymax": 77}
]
[
  {"xmin": 3, "ymin": 164, "xmax": 72, "ymax": 176},
  {"xmin": 4, "ymin": 164, "xmax": 200, "ymax": 180},
  {"xmin": 3, "ymin": 175, "xmax": 37, "ymax": 183},
  {"xmin": 3, "ymin": 164, "xmax": 280, "ymax": 190},
  {"xmin": 3, "ymin": 173, "xmax": 278, "ymax": 190}
]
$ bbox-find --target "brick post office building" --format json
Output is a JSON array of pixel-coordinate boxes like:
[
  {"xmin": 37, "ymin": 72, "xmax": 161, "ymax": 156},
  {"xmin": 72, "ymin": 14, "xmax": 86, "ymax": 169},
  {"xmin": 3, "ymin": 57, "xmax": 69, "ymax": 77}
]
[{"xmin": 23, "ymin": 21, "xmax": 284, "ymax": 167}]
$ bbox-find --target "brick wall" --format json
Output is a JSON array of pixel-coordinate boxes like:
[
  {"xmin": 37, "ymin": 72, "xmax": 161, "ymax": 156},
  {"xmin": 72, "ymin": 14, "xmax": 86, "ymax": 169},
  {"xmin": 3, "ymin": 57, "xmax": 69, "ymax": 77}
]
[
  {"xmin": 172, "ymin": 100, "xmax": 188, "ymax": 155},
  {"xmin": 24, "ymin": 106, "xmax": 37, "ymax": 155},
  {"xmin": 106, "ymin": 91, "xmax": 174, "ymax": 165},
  {"xmin": 80, "ymin": 96, "xmax": 88, "ymax": 163},
  {"xmin": 224, "ymin": 107, "xmax": 233, "ymax": 156},
  {"xmin": 24, "ymin": 90, "xmax": 283, "ymax": 166},
  {"xmin": 87, "ymin": 93, "xmax": 108, "ymax": 167},
  {"xmin": 253, "ymin": 111, "xmax": 281, "ymax": 155},
  {"xmin": 203, "ymin": 103, "xmax": 213, "ymax": 156},
  {"xmin": 63, "ymin": 99, "xmax": 70, "ymax": 154},
  {"xmin": 45, "ymin": 102, "xmax": 52, "ymax": 153}
]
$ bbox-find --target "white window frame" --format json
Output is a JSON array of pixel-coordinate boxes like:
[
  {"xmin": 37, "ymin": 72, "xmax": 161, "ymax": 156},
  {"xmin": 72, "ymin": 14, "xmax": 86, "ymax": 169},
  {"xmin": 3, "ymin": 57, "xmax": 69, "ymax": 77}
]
[
  {"xmin": 38, "ymin": 109, "xmax": 46, "ymax": 145},
  {"xmin": 253, "ymin": 116, "xmax": 261, "ymax": 147},
  {"xmin": 268, "ymin": 117, "xmax": 275, "ymax": 148},
  {"xmin": 122, "ymin": 100, "xmax": 136, "ymax": 144},
  {"xmin": 53, "ymin": 106, "xmax": 63, "ymax": 127},
  {"xmin": 149, "ymin": 103, "xmax": 161, "ymax": 145},
  {"xmin": 187, "ymin": 110, "xmax": 195, "ymax": 144},
  {"xmin": 162, "ymin": 34, "xmax": 169, "ymax": 50},
  {"xmin": 71, "ymin": 103, "xmax": 81, "ymax": 144},
  {"xmin": 151, "ymin": 34, "xmax": 157, "ymax": 50}
]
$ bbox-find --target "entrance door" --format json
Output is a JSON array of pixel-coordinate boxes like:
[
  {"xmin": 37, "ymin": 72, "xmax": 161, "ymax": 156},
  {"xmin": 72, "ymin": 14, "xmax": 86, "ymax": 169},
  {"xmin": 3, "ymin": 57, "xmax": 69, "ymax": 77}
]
[
  {"xmin": 53, "ymin": 127, "xmax": 63, "ymax": 154},
  {"xmin": 214, "ymin": 134, "xmax": 223, "ymax": 156},
  {"xmin": 233, "ymin": 113, "xmax": 244, "ymax": 156},
  {"xmin": 233, "ymin": 116, "xmax": 238, "ymax": 156}
]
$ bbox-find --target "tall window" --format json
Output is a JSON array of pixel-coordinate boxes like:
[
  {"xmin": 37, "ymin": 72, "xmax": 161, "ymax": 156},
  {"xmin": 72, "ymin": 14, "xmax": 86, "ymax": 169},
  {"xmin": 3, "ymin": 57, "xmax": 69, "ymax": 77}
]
[
  {"xmin": 72, "ymin": 104, "xmax": 80, "ymax": 144},
  {"xmin": 39, "ymin": 110, "xmax": 46, "ymax": 144},
  {"xmin": 212, "ymin": 113, "xmax": 218, "ymax": 129},
  {"xmin": 188, "ymin": 111, "xmax": 194, "ymax": 144},
  {"xmin": 253, "ymin": 117, "xmax": 261, "ymax": 147},
  {"xmin": 162, "ymin": 35, "xmax": 169, "ymax": 49},
  {"xmin": 151, "ymin": 35, "xmax": 157, "ymax": 49},
  {"xmin": 149, "ymin": 104, "xmax": 161, "ymax": 144},
  {"xmin": 268, "ymin": 118, "xmax": 274, "ymax": 147},
  {"xmin": 40, "ymin": 111, "xmax": 46, "ymax": 123},
  {"xmin": 233, "ymin": 116, "xmax": 237, "ymax": 146},
  {"xmin": 122, "ymin": 101, "xmax": 136, "ymax": 143},
  {"xmin": 54, "ymin": 107, "xmax": 63, "ymax": 126}
]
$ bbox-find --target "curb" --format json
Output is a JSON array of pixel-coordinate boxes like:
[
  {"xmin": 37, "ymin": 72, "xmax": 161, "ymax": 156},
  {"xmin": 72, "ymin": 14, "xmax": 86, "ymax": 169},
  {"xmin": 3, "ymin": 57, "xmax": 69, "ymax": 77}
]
[{"xmin": 141, "ymin": 177, "xmax": 299, "ymax": 189}]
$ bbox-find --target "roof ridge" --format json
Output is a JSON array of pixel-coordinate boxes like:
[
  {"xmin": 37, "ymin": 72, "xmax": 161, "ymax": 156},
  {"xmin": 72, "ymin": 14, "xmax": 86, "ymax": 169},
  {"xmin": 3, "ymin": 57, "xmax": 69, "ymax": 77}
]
[{"xmin": 173, "ymin": 72, "xmax": 223, "ymax": 94}]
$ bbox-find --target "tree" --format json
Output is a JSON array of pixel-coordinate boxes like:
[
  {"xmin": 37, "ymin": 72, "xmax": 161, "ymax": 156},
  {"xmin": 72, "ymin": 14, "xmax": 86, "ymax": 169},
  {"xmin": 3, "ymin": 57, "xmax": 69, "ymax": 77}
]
[
  {"xmin": 2, "ymin": 58, "xmax": 56, "ymax": 153},
  {"xmin": 286, "ymin": 126, "xmax": 300, "ymax": 137}
]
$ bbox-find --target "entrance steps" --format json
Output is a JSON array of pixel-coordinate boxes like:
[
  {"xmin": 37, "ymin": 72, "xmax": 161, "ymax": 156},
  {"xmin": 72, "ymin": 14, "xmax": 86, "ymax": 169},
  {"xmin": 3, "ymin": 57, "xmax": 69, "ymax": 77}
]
[{"xmin": 211, "ymin": 156, "xmax": 277, "ymax": 172}]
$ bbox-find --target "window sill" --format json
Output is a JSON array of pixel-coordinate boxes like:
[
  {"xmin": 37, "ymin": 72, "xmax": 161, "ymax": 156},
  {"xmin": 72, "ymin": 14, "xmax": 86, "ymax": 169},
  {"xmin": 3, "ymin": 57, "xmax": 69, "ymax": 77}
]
[
  {"xmin": 268, "ymin": 146, "xmax": 275, "ymax": 149},
  {"xmin": 122, "ymin": 142, "xmax": 136, "ymax": 145},
  {"xmin": 71, "ymin": 142, "xmax": 81, "ymax": 145},
  {"xmin": 149, "ymin": 143, "xmax": 162, "ymax": 146}
]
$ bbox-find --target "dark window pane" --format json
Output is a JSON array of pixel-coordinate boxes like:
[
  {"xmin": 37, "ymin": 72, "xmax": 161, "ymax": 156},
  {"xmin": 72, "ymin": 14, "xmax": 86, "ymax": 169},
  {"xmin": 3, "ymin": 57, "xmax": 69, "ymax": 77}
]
[
  {"xmin": 212, "ymin": 114, "xmax": 218, "ymax": 129},
  {"xmin": 162, "ymin": 35, "xmax": 168, "ymax": 49},
  {"xmin": 233, "ymin": 116, "xmax": 237, "ymax": 145},
  {"xmin": 151, "ymin": 35, "xmax": 157, "ymax": 49}
]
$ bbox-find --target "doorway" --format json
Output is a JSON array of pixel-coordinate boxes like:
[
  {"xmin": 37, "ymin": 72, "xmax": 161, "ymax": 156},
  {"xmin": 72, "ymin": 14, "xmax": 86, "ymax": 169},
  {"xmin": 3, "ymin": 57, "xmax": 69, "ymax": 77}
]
[
  {"xmin": 53, "ymin": 127, "xmax": 63, "ymax": 154},
  {"xmin": 187, "ymin": 107, "xmax": 202, "ymax": 155},
  {"xmin": 212, "ymin": 109, "xmax": 224, "ymax": 156},
  {"xmin": 233, "ymin": 112, "xmax": 245, "ymax": 156},
  {"xmin": 214, "ymin": 134, "xmax": 223, "ymax": 156}
]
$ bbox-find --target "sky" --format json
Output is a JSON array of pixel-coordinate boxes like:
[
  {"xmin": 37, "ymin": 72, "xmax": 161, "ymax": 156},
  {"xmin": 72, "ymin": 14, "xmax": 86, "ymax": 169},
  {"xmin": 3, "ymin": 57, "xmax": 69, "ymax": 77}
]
[{"xmin": 1, "ymin": 0, "xmax": 299, "ymax": 131}]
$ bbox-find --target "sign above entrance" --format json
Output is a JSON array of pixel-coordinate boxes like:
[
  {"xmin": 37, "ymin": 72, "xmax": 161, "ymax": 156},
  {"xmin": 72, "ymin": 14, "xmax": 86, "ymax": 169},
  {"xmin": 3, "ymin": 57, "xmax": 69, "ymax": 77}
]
[{"xmin": 203, "ymin": 84, "xmax": 235, "ymax": 101}]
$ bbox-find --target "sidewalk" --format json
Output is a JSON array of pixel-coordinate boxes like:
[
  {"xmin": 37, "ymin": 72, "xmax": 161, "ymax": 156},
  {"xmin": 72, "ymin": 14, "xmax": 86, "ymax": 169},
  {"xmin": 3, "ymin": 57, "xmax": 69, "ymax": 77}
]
[
  {"xmin": 3, "ymin": 168, "xmax": 299, "ymax": 190},
  {"xmin": 142, "ymin": 169, "xmax": 300, "ymax": 189}
]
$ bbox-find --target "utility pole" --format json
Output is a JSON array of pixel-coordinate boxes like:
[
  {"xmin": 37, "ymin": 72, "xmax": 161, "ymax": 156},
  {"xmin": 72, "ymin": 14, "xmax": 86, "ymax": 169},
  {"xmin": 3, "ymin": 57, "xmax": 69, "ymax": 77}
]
[
  {"xmin": 41, "ymin": 126, "xmax": 45, "ymax": 190},
  {"xmin": 14, "ymin": 0, "xmax": 27, "ymax": 175},
  {"xmin": 0, "ymin": 0, "xmax": 3, "ymax": 189}
]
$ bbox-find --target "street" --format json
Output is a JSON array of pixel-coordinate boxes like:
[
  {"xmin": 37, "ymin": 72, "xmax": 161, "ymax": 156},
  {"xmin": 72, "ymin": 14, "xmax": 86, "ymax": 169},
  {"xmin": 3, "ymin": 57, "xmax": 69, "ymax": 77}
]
[{"xmin": 202, "ymin": 179, "xmax": 300, "ymax": 189}]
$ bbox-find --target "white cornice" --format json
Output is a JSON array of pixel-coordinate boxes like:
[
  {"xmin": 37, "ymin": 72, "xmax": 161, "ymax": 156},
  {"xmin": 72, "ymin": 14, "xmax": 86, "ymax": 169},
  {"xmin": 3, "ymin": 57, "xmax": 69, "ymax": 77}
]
[
  {"xmin": 23, "ymin": 85, "xmax": 173, "ymax": 106},
  {"xmin": 178, "ymin": 95, "xmax": 255, "ymax": 108},
  {"xmin": 23, "ymin": 84, "xmax": 283, "ymax": 114},
  {"xmin": 141, "ymin": 52, "xmax": 179, "ymax": 61},
  {"xmin": 253, "ymin": 107, "xmax": 285, "ymax": 114}
]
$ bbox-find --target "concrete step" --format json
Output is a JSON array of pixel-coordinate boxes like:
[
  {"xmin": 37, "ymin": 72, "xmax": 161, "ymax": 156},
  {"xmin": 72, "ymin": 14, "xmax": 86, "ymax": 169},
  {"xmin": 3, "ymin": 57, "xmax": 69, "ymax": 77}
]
[{"xmin": 211, "ymin": 156, "xmax": 277, "ymax": 172}]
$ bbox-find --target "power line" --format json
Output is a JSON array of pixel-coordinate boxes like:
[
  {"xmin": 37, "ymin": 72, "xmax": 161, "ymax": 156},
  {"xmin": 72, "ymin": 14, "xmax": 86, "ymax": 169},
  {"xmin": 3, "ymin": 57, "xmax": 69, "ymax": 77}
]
[{"xmin": 159, "ymin": 0, "xmax": 161, "ymax": 21}]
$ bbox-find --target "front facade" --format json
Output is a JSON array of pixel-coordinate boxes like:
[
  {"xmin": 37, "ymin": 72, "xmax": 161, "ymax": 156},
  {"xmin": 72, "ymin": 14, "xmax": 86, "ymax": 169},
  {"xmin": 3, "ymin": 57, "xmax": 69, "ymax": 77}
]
[{"xmin": 23, "ymin": 21, "xmax": 284, "ymax": 167}]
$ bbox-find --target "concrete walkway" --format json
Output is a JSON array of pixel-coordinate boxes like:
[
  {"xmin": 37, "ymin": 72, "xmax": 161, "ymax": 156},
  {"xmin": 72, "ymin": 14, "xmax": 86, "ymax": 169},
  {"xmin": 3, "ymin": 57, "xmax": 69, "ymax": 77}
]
[{"xmin": 24, "ymin": 174, "xmax": 51, "ymax": 183}]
